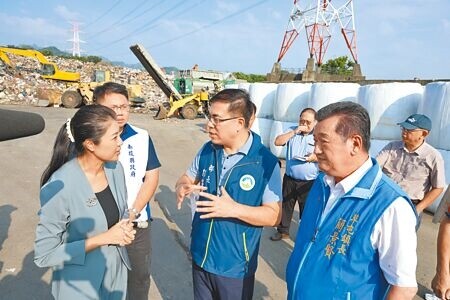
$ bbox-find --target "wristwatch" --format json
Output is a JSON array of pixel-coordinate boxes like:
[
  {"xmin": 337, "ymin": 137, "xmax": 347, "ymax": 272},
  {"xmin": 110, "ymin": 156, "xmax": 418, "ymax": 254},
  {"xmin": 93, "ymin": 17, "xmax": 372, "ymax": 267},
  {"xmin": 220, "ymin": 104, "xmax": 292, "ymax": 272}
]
[{"xmin": 130, "ymin": 207, "xmax": 141, "ymax": 218}]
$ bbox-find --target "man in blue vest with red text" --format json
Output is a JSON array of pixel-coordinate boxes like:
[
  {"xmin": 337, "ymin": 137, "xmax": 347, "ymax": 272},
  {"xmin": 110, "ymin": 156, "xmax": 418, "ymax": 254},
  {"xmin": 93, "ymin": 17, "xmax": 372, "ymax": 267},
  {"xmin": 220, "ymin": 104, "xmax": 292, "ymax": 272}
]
[{"xmin": 286, "ymin": 102, "xmax": 418, "ymax": 300}]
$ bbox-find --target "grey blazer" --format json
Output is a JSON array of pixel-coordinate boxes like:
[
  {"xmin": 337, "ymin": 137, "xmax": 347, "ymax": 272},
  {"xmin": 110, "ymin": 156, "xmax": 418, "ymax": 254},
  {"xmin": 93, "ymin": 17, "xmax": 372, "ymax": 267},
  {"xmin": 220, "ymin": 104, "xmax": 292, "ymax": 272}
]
[{"xmin": 34, "ymin": 158, "xmax": 130, "ymax": 299}]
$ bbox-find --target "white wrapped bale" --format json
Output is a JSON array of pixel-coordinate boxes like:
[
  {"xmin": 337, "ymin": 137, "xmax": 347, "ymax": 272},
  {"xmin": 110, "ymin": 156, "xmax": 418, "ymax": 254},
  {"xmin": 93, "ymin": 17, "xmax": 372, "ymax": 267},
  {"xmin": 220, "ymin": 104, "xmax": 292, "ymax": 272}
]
[
  {"xmin": 418, "ymin": 82, "xmax": 450, "ymax": 150},
  {"xmin": 238, "ymin": 83, "xmax": 251, "ymax": 92},
  {"xmin": 251, "ymin": 118, "xmax": 273, "ymax": 148},
  {"xmin": 274, "ymin": 83, "xmax": 312, "ymax": 123},
  {"xmin": 369, "ymin": 139, "xmax": 391, "ymax": 158},
  {"xmin": 248, "ymin": 83, "xmax": 278, "ymax": 119},
  {"xmin": 269, "ymin": 120, "xmax": 297, "ymax": 159},
  {"xmin": 309, "ymin": 82, "xmax": 360, "ymax": 110},
  {"xmin": 359, "ymin": 83, "xmax": 423, "ymax": 140}
]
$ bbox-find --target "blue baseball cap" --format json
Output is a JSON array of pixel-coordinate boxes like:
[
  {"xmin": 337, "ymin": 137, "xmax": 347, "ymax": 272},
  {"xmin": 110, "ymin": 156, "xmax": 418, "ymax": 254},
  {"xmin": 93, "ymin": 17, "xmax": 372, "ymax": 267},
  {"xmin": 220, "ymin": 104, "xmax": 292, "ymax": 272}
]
[{"xmin": 397, "ymin": 114, "xmax": 432, "ymax": 131}]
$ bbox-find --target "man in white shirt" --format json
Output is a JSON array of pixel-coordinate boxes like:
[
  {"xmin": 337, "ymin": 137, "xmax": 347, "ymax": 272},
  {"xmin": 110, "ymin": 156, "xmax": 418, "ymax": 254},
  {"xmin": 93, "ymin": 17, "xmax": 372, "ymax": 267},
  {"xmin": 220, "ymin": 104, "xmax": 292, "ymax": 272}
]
[{"xmin": 286, "ymin": 101, "xmax": 418, "ymax": 300}]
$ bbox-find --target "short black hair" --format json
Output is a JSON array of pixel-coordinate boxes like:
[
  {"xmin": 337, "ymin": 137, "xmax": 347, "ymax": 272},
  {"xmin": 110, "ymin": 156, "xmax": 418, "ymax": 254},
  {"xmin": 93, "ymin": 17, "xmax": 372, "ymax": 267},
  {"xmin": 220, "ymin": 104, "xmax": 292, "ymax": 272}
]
[
  {"xmin": 209, "ymin": 89, "xmax": 253, "ymax": 128},
  {"xmin": 300, "ymin": 107, "xmax": 317, "ymax": 119},
  {"xmin": 93, "ymin": 82, "xmax": 128, "ymax": 103},
  {"xmin": 317, "ymin": 101, "xmax": 371, "ymax": 151}
]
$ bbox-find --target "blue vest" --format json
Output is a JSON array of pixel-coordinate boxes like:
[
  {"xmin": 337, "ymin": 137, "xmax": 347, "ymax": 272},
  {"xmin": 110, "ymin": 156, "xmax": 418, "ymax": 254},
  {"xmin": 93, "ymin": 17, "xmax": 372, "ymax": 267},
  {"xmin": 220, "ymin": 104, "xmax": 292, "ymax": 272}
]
[
  {"xmin": 191, "ymin": 133, "xmax": 278, "ymax": 278},
  {"xmin": 286, "ymin": 158, "xmax": 417, "ymax": 300}
]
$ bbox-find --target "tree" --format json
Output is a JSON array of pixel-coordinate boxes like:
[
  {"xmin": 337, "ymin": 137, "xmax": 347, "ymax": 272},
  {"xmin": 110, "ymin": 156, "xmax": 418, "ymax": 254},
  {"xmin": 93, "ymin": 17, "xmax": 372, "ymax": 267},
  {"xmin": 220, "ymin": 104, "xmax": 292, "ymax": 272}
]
[
  {"xmin": 232, "ymin": 72, "xmax": 266, "ymax": 83},
  {"xmin": 320, "ymin": 56, "xmax": 354, "ymax": 75}
]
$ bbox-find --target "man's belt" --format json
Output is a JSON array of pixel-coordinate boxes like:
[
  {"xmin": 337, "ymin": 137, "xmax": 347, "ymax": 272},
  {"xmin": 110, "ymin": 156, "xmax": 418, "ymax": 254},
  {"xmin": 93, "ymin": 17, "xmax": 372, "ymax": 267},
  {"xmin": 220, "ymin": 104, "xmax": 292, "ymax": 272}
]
[
  {"xmin": 286, "ymin": 174, "xmax": 311, "ymax": 183},
  {"xmin": 132, "ymin": 220, "xmax": 149, "ymax": 228}
]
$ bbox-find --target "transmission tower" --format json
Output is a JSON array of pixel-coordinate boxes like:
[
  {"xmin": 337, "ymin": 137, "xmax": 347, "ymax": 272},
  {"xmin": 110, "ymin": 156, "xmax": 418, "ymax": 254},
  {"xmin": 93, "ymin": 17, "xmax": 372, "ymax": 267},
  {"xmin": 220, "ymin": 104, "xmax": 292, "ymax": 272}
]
[
  {"xmin": 68, "ymin": 22, "xmax": 85, "ymax": 57},
  {"xmin": 276, "ymin": 0, "xmax": 359, "ymax": 66}
]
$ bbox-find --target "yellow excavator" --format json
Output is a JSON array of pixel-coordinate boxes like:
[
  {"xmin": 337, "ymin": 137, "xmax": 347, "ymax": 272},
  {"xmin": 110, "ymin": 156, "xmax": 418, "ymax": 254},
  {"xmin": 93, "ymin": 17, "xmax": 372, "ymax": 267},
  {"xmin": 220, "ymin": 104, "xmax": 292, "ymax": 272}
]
[
  {"xmin": 0, "ymin": 46, "xmax": 80, "ymax": 82},
  {"xmin": 0, "ymin": 46, "xmax": 141, "ymax": 108}
]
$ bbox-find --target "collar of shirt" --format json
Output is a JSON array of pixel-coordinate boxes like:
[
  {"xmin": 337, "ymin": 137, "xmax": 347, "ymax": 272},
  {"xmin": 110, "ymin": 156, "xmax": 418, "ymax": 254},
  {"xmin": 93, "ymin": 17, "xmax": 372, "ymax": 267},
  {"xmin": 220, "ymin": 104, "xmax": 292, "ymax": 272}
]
[
  {"xmin": 401, "ymin": 140, "xmax": 428, "ymax": 155},
  {"xmin": 120, "ymin": 123, "xmax": 137, "ymax": 141},
  {"xmin": 323, "ymin": 157, "xmax": 373, "ymax": 200},
  {"xmin": 219, "ymin": 132, "xmax": 253, "ymax": 158}
]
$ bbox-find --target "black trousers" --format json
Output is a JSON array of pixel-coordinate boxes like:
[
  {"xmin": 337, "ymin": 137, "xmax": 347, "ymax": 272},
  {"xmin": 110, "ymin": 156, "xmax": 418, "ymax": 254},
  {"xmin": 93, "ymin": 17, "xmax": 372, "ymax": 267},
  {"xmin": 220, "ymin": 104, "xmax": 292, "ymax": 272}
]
[
  {"xmin": 126, "ymin": 225, "xmax": 152, "ymax": 300},
  {"xmin": 192, "ymin": 263, "xmax": 255, "ymax": 300},
  {"xmin": 277, "ymin": 174, "xmax": 314, "ymax": 235}
]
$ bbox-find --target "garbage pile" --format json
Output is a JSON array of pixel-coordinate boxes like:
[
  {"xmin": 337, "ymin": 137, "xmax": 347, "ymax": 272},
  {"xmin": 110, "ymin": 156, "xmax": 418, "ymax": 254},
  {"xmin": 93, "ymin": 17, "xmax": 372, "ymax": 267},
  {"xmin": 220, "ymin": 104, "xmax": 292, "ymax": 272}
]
[{"xmin": 0, "ymin": 54, "xmax": 167, "ymax": 113}]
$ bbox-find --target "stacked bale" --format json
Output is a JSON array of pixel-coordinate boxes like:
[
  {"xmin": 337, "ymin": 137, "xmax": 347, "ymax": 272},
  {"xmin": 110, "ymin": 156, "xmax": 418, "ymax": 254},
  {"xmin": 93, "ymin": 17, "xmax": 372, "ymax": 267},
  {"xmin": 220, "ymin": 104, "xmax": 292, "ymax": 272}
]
[
  {"xmin": 269, "ymin": 120, "xmax": 297, "ymax": 159},
  {"xmin": 359, "ymin": 83, "xmax": 423, "ymax": 140},
  {"xmin": 418, "ymin": 82, "xmax": 450, "ymax": 149},
  {"xmin": 418, "ymin": 82, "xmax": 450, "ymax": 213},
  {"xmin": 238, "ymin": 83, "xmax": 251, "ymax": 92},
  {"xmin": 269, "ymin": 83, "xmax": 312, "ymax": 159},
  {"xmin": 358, "ymin": 82, "xmax": 423, "ymax": 168},
  {"xmin": 309, "ymin": 82, "xmax": 360, "ymax": 110},
  {"xmin": 249, "ymin": 83, "xmax": 277, "ymax": 148}
]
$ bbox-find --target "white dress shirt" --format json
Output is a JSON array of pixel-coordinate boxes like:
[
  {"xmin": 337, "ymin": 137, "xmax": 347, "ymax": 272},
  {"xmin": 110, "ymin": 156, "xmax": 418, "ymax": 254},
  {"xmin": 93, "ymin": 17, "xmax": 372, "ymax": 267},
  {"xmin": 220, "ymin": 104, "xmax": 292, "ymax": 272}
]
[{"xmin": 322, "ymin": 157, "xmax": 417, "ymax": 287}]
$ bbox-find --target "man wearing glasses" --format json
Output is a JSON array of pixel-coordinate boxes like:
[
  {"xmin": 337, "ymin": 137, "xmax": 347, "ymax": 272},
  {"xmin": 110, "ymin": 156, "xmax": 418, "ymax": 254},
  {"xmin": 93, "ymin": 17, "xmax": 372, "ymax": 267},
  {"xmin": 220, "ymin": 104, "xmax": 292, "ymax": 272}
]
[
  {"xmin": 175, "ymin": 89, "xmax": 282, "ymax": 300},
  {"xmin": 376, "ymin": 114, "xmax": 445, "ymax": 214},
  {"xmin": 94, "ymin": 82, "xmax": 161, "ymax": 300},
  {"xmin": 271, "ymin": 108, "xmax": 319, "ymax": 241}
]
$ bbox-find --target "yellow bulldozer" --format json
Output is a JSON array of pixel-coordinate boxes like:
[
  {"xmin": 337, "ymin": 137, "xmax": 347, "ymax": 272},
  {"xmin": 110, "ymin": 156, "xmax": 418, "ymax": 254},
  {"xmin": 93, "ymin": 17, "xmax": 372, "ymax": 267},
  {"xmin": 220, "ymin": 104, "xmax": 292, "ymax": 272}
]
[
  {"xmin": 130, "ymin": 44, "xmax": 211, "ymax": 120},
  {"xmin": 0, "ymin": 46, "xmax": 142, "ymax": 108},
  {"xmin": 60, "ymin": 70, "xmax": 142, "ymax": 108}
]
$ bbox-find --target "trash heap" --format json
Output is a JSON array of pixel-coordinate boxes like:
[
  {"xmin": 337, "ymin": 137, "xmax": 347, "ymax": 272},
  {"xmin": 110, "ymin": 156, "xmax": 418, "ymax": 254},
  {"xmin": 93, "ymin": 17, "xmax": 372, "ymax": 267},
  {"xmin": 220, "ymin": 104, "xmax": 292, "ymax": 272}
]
[{"xmin": 0, "ymin": 54, "xmax": 168, "ymax": 113}]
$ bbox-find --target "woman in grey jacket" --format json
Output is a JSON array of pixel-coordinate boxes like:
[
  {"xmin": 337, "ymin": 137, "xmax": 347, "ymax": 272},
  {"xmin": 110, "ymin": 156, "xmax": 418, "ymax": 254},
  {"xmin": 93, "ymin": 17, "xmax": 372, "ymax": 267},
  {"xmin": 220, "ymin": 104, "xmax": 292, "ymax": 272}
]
[{"xmin": 34, "ymin": 105, "xmax": 135, "ymax": 300}]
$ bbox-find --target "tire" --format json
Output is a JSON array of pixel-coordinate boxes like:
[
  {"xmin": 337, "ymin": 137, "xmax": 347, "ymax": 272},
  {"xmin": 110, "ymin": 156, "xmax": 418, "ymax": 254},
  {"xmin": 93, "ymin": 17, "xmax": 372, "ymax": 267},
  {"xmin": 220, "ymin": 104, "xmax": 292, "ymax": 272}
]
[
  {"xmin": 181, "ymin": 103, "xmax": 198, "ymax": 120},
  {"xmin": 61, "ymin": 90, "xmax": 83, "ymax": 108}
]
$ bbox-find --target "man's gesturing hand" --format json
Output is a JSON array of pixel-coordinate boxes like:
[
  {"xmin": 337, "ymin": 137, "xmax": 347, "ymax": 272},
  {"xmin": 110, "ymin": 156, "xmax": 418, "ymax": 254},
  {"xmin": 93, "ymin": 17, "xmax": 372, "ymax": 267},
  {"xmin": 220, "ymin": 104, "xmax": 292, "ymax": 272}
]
[
  {"xmin": 196, "ymin": 187, "xmax": 239, "ymax": 219},
  {"xmin": 176, "ymin": 183, "xmax": 206, "ymax": 210}
]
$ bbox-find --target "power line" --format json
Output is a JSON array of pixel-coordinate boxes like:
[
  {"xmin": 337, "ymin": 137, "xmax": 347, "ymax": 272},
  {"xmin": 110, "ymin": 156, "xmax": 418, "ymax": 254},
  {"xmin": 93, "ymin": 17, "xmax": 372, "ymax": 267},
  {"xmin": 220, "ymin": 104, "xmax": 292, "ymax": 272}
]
[
  {"xmin": 84, "ymin": 0, "xmax": 123, "ymax": 28},
  {"xmin": 91, "ymin": 0, "xmax": 185, "ymax": 51},
  {"xmin": 125, "ymin": 0, "xmax": 199, "ymax": 38},
  {"xmin": 86, "ymin": 0, "xmax": 165, "ymax": 40},
  {"xmin": 149, "ymin": 0, "xmax": 271, "ymax": 49},
  {"xmin": 118, "ymin": 0, "xmax": 167, "ymax": 27},
  {"xmin": 90, "ymin": 0, "xmax": 270, "ymax": 55},
  {"xmin": 94, "ymin": 0, "xmax": 207, "ymax": 57}
]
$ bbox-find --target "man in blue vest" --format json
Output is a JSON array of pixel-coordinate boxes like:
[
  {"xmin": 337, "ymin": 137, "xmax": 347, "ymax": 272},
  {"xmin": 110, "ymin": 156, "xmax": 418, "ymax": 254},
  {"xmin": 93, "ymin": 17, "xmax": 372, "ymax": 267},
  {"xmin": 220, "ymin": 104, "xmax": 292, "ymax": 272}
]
[
  {"xmin": 94, "ymin": 82, "xmax": 161, "ymax": 300},
  {"xmin": 175, "ymin": 89, "xmax": 282, "ymax": 300},
  {"xmin": 286, "ymin": 101, "xmax": 418, "ymax": 300}
]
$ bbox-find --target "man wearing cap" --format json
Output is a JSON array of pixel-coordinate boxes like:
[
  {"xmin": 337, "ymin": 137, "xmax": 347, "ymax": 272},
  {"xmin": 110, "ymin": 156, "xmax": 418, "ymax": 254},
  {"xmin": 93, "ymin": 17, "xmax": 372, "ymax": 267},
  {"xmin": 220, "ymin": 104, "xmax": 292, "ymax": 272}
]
[{"xmin": 377, "ymin": 114, "xmax": 446, "ymax": 214}]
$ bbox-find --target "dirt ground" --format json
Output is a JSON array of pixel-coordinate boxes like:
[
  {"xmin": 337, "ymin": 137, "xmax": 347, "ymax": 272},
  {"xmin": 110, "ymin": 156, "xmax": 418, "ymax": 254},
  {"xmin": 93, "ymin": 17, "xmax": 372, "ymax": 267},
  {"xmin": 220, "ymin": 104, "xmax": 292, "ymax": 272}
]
[{"xmin": 0, "ymin": 104, "xmax": 440, "ymax": 299}]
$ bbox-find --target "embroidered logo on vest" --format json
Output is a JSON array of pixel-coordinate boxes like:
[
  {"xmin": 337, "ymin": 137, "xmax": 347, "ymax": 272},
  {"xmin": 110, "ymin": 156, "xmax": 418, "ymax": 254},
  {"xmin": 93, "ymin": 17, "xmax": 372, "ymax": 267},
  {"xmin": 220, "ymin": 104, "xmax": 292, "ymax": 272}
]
[
  {"xmin": 239, "ymin": 174, "xmax": 255, "ymax": 191},
  {"xmin": 86, "ymin": 197, "xmax": 98, "ymax": 207}
]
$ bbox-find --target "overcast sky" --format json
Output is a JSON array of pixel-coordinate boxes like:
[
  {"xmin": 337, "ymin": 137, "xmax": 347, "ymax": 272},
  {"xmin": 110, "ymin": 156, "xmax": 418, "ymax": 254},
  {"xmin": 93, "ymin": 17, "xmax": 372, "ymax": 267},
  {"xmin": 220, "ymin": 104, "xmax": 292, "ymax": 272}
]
[{"xmin": 1, "ymin": 0, "xmax": 449, "ymax": 80}]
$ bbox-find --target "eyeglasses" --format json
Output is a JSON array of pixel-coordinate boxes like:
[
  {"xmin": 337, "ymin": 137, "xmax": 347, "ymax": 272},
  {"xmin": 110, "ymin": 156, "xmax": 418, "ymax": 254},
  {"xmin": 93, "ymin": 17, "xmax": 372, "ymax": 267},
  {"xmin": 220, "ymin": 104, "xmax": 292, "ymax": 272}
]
[
  {"xmin": 299, "ymin": 119, "xmax": 314, "ymax": 125},
  {"xmin": 109, "ymin": 105, "xmax": 130, "ymax": 112},
  {"xmin": 401, "ymin": 127, "xmax": 422, "ymax": 133},
  {"xmin": 204, "ymin": 113, "xmax": 241, "ymax": 126}
]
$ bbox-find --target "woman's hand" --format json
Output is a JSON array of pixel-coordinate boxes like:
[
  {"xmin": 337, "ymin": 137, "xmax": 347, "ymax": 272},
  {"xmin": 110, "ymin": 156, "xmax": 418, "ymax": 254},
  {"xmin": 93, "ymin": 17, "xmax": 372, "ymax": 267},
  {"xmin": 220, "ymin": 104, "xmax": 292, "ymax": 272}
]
[{"xmin": 106, "ymin": 219, "xmax": 136, "ymax": 246}]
